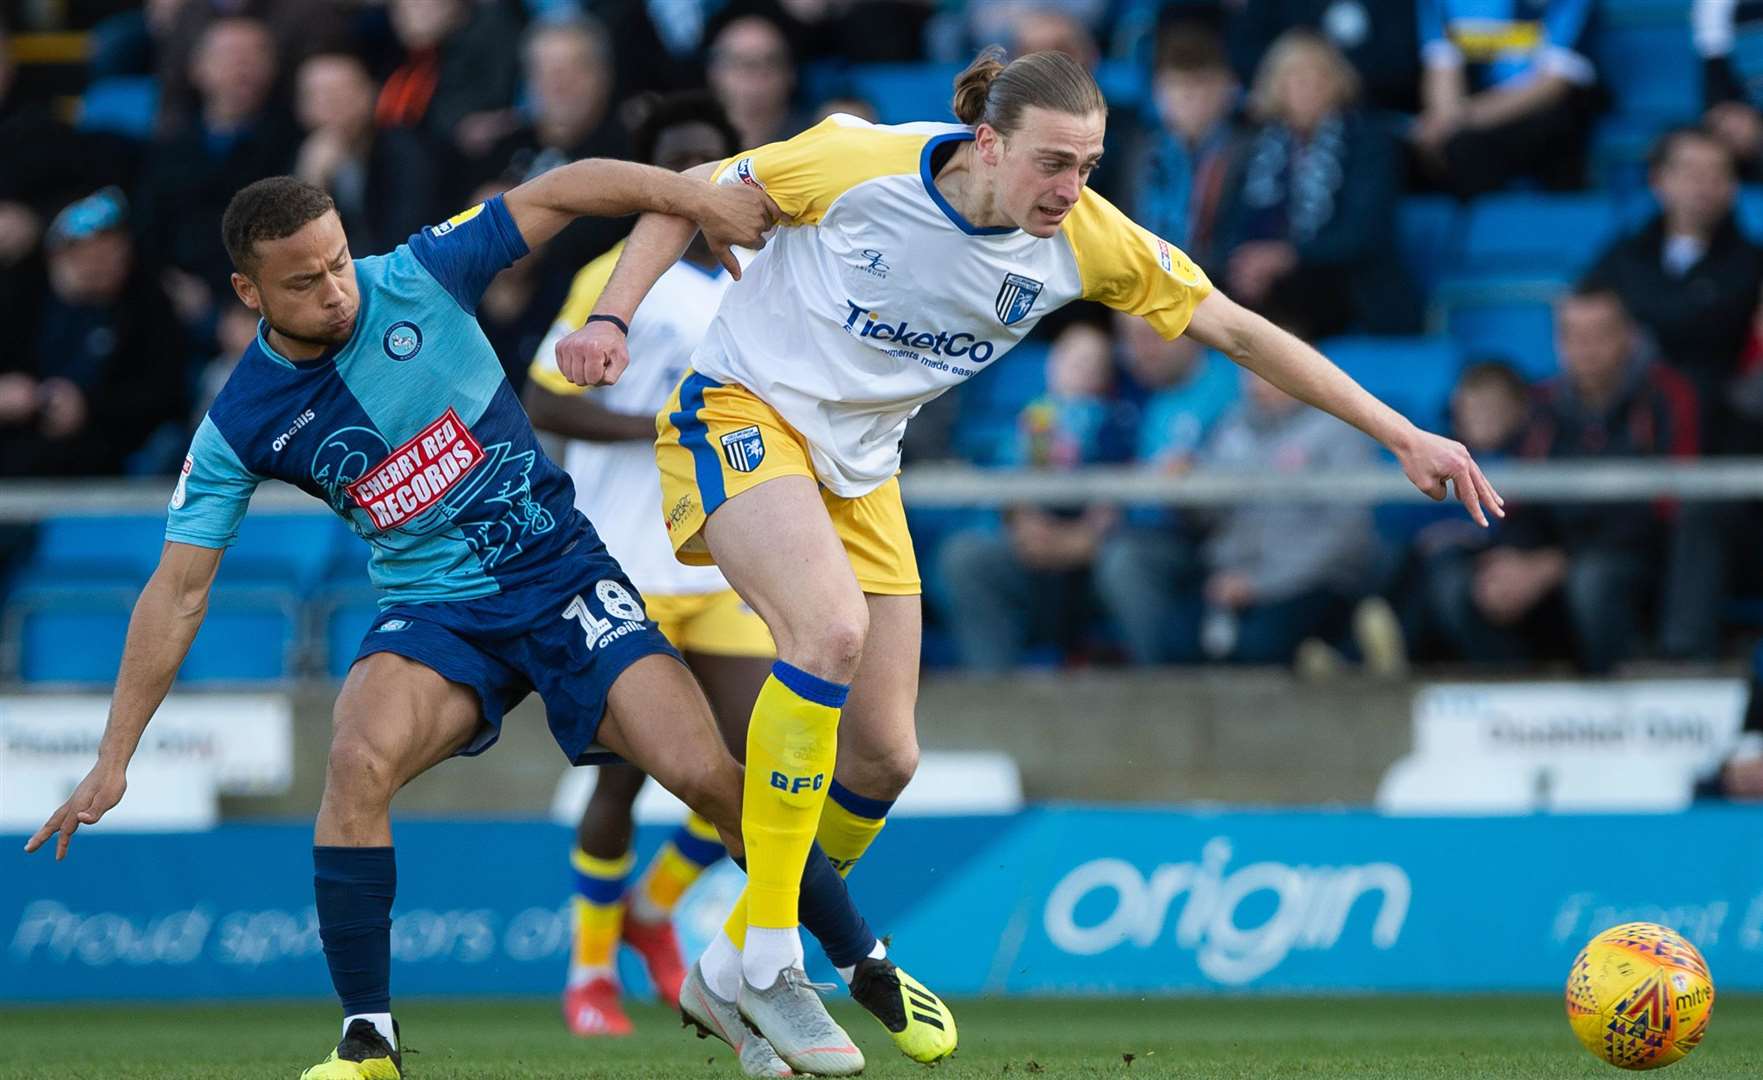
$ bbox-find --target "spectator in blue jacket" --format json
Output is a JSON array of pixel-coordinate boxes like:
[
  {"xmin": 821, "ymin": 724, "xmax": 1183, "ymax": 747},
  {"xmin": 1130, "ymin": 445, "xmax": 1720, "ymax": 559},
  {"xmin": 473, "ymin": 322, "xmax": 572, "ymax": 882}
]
[
  {"xmin": 1216, "ymin": 29, "xmax": 1418, "ymax": 339},
  {"xmin": 1411, "ymin": 0, "xmax": 1601, "ymax": 195},
  {"xmin": 1125, "ymin": 24, "xmax": 1243, "ymax": 278}
]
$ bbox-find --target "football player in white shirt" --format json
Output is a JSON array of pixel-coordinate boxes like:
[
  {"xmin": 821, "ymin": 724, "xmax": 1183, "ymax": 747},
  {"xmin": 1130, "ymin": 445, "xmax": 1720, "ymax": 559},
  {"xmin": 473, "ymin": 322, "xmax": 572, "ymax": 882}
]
[
  {"xmin": 527, "ymin": 96, "xmax": 928, "ymax": 1074},
  {"xmin": 526, "ymin": 95, "xmax": 770, "ymax": 1043},
  {"xmin": 554, "ymin": 49, "xmax": 1504, "ymax": 1065}
]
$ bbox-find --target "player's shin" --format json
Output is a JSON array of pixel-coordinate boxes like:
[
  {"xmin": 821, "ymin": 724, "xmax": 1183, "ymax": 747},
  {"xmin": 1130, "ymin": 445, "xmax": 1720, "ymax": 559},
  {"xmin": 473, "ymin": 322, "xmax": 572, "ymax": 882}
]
[
  {"xmin": 569, "ymin": 848, "xmax": 632, "ymax": 986},
  {"xmin": 314, "ymin": 846, "xmax": 398, "ymax": 1050},
  {"xmin": 740, "ymin": 661, "xmax": 846, "ymax": 989}
]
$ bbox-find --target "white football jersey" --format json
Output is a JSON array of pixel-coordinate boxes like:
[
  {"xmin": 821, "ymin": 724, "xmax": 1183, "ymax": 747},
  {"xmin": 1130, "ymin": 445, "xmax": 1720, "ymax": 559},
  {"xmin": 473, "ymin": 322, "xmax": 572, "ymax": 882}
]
[
  {"xmin": 701, "ymin": 114, "xmax": 1213, "ymax": 497},
  {"xmin": 530, "ymin": 242, "xmax": 737, "ymax": 596}
]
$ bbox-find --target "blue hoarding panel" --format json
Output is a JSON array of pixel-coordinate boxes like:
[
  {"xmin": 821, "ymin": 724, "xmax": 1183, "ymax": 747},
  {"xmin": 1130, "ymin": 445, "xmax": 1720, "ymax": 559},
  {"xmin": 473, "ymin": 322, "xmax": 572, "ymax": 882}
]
[{"xmin": 6, "ymin": 809, "xmax": 1761, "ymax": 1002}]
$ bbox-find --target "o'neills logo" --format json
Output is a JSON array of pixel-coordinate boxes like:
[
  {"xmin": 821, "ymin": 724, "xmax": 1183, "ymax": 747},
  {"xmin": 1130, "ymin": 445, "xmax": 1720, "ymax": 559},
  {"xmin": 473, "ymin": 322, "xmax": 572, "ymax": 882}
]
[{"xmin": 347, "ymin": 408, "xmax": 483, "ymax": 529}]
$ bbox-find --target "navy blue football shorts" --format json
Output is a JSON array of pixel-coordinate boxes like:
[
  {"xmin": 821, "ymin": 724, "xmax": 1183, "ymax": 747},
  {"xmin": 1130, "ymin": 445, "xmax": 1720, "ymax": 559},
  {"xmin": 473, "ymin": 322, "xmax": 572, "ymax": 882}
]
[{"xmin": 351, "ymin": 540, "xmax": 679, "ymax": 764}]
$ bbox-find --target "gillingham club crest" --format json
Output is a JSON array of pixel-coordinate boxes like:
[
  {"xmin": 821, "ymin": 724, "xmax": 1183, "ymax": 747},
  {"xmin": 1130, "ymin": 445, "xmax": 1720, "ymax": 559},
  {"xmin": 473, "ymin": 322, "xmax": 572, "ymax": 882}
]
[
  {"xmin": 720, "ymin": 425, "xmax": 765, "ymax": 473},
  {"xmin": 995, "ymin": 273, "xmax": 1043, "ymax": 326}
]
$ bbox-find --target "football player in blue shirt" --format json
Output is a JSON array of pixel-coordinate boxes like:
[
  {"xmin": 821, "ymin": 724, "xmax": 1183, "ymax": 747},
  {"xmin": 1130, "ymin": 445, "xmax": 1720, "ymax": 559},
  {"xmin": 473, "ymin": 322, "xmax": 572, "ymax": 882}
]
[{"xmin": 25, "ymin": 162, "xmax": 878, "ymax": 1079}]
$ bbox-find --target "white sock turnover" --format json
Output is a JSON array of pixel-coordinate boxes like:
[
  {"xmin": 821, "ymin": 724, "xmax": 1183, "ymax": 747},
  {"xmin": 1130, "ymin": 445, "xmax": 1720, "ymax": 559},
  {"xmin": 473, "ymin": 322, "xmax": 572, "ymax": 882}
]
[{"xmin": 343, "ymin": 1012, "xmax": 396, "ymax": 1051}]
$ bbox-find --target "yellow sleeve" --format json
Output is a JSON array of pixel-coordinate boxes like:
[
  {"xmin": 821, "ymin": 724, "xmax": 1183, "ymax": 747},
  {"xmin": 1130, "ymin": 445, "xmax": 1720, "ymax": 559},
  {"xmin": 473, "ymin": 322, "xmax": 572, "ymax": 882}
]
[
  {"xmin": 527, "ymin": 241, "xmax": 625, "ymax": 396},
  {"xmin": 709, "ymin": 115, "xmax": 922, "ymax": 225},
  {"xmin": 1063, "ymin": 189, "xmax": 1214, "ymax": 340}
]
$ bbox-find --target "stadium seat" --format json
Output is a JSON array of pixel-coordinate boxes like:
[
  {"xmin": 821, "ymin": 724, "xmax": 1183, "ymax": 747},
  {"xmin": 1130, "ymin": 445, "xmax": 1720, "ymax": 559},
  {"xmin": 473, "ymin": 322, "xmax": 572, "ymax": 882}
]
[
  {"xmin": 78, "ymin": 77, "xmax": 159, "ymax": 138},
  {"xmin": 848, "ymin": 63, "xmax": 963, "ymax": 126},
  {"xmin": 215, "ymin": 516, "xmax": 348, "ymax": 590},
  {"xmin": 179, "ymin": 587, "xmax": 302, "ymax": 682},
  {"xmin": 952, "ymin": 342, "xmax": 1049, "ymax": 465},
  {"xmin": 1395, "ymin": 196, "xmax": 1461, "ymax": 291},
  {"xmin": 1318, "ymin": 336, "xmax": 1461, "ymax": 429},
  {"xmin": 1433, "ymin": 279, "xmax": 1564, "ymax": 381},
  {"xmin": 1738, "ymin": 185, "xmax": 1763, "ymax": 238},
  {"xmin": 318, "ymin": 585, "xmax": 382, "ymax": 679},
  {"xmin": 1458, "ymin": 194, "xmax": 1621, "ymax": 279},
  {"xmin": 10, "ymin": 586, "xmax": 136, "ymax": 683},
  {"xmin": 1094, "ymin": 59, "xmax": 1147, "ymax": 111},
  {"xmin": 1591, "ymin": 22, "xmax": 1700, "ymax": 127},
  {"xmin": 20, "ymin": 516, "xmax": 166, "ymax": 586}
]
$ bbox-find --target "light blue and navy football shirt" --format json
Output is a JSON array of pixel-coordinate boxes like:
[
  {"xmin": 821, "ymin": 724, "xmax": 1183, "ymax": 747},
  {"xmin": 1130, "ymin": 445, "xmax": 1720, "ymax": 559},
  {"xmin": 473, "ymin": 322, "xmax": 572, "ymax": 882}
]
[{"xmin": 167, "ymin": 197, "xmax": 588, "ymax": 607}]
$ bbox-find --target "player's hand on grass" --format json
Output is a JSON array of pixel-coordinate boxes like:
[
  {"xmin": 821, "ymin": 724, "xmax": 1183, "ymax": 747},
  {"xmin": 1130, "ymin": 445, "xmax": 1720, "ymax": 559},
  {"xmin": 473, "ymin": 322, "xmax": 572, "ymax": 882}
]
[
  {"xmin": 24, "ymin": 760, "xmax": 127, "ymax": 860},
  {"xmin": 695, "ymin": 185, "xmax": 779, "ymax": 276},
  {"xmin": 555, "ymin": 320, "xmax": 629, "ymax": 388},
  {"xmin": 1393, "ymin": 426, "xmax": 1504, "ymax": 528}
]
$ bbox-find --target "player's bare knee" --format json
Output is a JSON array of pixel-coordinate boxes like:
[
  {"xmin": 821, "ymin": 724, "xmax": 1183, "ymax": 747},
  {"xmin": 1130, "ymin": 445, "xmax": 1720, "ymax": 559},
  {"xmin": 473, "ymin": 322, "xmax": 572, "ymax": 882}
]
[
  {"xmin": 848, "ymin": 739, "xmax": 919, "ymax": 800},
  {"xmin": 672, "ymin": 757, "xmax": 743, "ymax": 836},
  {"xmin": 324, "ymin": 729, "xmax": 399, "ymax": 806},
  {"xmin": 784, "ymin": 606, "xmax": 868, "ymax": 680}
]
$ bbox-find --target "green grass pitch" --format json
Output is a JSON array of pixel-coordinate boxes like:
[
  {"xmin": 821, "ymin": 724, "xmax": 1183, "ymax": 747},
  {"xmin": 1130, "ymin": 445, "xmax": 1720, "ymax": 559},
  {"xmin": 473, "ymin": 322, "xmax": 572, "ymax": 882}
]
[{"xmin": 3, "ymin": 996, "xmax": 1760, "ymax": 1078}]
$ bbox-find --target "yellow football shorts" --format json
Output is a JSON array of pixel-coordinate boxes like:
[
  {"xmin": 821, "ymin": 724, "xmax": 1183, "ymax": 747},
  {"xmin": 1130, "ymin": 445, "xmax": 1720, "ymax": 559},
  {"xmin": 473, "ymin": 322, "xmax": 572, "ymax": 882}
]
[
  {"xmin": 655, "ymin": 371, "xmax": 921, "ymax": 596},
  {"xmin": 646, "ymin": 589, "xmax": 774, "ymax": 658}
]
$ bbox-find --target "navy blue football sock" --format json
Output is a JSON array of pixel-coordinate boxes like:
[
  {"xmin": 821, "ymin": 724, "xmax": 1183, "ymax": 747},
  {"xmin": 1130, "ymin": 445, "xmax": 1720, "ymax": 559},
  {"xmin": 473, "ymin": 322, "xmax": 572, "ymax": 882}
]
[
  {"xmin": 733, "ymin": 842, "xmax": 878, "ymax": 969},
  {"xmin": 314, "ymin": 845, "xmax": 397, "ymax": 1016},
  {"xmin": 799, "ymin": 840, "xmax": 878, "ymax": 969}
]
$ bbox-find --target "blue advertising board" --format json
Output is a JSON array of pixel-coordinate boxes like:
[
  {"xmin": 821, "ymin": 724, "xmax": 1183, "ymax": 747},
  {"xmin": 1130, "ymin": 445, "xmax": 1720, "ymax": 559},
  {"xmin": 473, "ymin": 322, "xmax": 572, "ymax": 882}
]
[{"xmin": 5, "ymin": 808, "xmax": 1761, "ymax": 1002}]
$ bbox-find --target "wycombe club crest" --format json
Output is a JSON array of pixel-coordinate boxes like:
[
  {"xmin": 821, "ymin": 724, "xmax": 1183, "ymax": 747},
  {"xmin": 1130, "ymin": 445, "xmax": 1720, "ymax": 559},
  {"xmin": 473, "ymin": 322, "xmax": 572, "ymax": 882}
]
[
  {"xmin": 721, "ymin": 425, "xmax": 765, "ymax": 473},
  {"xmin": 995, "ymin": 273, "xmax": 1043, "ymax": 325}
]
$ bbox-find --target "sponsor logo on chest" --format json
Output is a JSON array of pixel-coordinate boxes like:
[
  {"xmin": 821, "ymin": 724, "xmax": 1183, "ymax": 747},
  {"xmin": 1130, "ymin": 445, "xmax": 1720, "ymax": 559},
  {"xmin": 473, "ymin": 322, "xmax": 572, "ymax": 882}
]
[
  {"xmin": 346, "ymin": 408, "xmax": 484, "ymax": 529},
  {"xmin": 272, "ymin": 409, "xmax": 318, "ymax": 453}
]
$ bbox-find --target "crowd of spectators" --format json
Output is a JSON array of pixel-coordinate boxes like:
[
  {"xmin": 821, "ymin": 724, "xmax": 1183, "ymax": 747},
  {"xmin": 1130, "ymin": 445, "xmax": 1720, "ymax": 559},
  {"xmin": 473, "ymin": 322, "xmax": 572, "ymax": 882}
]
[{"xmin": 2, "ymin": 0, "xmax": 1761, "ymax": 673}]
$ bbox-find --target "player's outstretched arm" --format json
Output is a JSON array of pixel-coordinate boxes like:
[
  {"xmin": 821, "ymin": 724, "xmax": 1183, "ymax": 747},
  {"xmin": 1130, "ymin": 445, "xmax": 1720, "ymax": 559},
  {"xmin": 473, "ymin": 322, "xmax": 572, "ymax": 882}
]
[
  {"xmin": 501, "ymin": 158, "xmax": 776, "ymax": 267},
  {"xmin": 550, "ymin": 162, "xmax": 773, "ymax": 388},
  {"xmin": 1184, "ymin": 290, "xmax": 1505, "ymax": 526},
  {"xmin": 23, "ymin": 541, "xmax": 223, "ymax": 860}
]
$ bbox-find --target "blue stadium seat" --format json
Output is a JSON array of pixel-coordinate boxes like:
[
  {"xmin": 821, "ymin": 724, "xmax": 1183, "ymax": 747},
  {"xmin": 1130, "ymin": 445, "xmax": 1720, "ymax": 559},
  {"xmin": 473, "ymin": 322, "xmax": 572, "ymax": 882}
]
[
  {"xmin": 180, "ymin": 587, "xmax": 302, "ymax": 682},
  {"xmin": 1317, "ymin": 336, "xmax": 1461, "ymax": 429},
  {"xmin": 1738, "ymin": 185, "xmax": 1763, "ymax": 238},
  {"xmin": 216, "ymin": 516, "xmax": 349, "ymax": 589},
  {"xmin": 848, "ymin": 63, "xmax": 963, "ymax": 126},
  {"xmin": 952, "ymin": 342, "xmax": 1049, "ymax": 465},
  {"xmin": 319, "ymin": 586, "xmax": 381, "ymax": 679},
  {"xmin": 11, "ymin": 586, "xmax": 136, "ymax": 683},
  {"xmin": 1459, "ymin": 194, "xmax": 1621, "ymax": 278},
  {"xmin": 845, "ymin": 61, "xmax": 1146, "ymax": 128},
  {"xmin": 79, "ymin": 77, "xmax": 159, "ymax": 138},
  {"xmin": 22, "ymin": 516, "xmax": 166, "ymax": 586},
  {"xmin": 1094, "ymin": 60, "xmax": 1147, "ymax": 111},
  {"xmin": 1396, "ymin": 196, "xmax": 1462, "ymax": 290},
  {"xmin": 1592, "ymin": 22, "xmax": 1700, "ymax": 126},
  {"xmin": 1434, "ymin": 282, "xmax": 1563, "ymax": 381}
]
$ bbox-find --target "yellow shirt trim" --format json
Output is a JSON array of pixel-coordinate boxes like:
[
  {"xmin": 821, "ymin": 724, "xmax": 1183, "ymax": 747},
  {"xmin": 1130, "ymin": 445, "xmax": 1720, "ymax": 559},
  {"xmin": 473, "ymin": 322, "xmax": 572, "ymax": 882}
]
[
  {"xmin": 710, "ymin": 116, "xmax": 927, "ymax": 226},
  {"xmin": 1063, "ymin": 188, "xmax": 1213, "ymax": 340}
]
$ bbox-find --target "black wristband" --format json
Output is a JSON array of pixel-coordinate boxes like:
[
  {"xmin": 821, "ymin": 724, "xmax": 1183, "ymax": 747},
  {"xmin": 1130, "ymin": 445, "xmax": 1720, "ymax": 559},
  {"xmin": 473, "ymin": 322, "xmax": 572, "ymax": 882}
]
[{"xmin": 585, "ymin": 313, "xmax": 628, "ymax": 336}]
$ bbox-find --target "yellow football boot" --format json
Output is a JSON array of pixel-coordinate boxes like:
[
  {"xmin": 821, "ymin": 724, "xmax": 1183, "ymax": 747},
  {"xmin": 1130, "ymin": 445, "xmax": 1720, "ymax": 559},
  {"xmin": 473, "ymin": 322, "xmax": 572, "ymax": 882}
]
[
  {"xmin": 299, "ymin": 1018, "xmax": 401, "ymax": 1079},
  {"xmin": 848, "ymin": 956, "xmax": 958, "ymax": 1064}
]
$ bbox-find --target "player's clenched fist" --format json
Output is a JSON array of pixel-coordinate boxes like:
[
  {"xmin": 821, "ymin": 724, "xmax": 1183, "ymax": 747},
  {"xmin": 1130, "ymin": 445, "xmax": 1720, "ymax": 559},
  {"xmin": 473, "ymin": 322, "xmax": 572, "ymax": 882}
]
[{"xmin": 555, "ymin": 320, "xmax": 629, "ymax": 388}]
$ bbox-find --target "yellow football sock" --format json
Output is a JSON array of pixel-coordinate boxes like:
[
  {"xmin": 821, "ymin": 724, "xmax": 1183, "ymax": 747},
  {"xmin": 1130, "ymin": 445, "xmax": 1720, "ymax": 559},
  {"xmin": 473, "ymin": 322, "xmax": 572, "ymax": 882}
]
[
  {"xmin": 632, "ymin": 813, "xmax": 724, "ymax": 920},
  {"xmin": 739, "ymin": 662, "xmax": 847, "ymax": 932},
  {"xmin": 570, "ymin": 848, "xmax": 634, "ymax": 981},
  {"xmin": 817, "ymin": 781, "xmax": 893, "ymax": 877}
]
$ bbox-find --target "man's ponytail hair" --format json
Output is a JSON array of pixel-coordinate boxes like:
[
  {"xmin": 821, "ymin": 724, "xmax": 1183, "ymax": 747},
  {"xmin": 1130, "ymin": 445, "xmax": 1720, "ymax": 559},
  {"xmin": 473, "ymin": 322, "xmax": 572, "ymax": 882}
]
[{"xmin": 951, "ymin": 46, "xmax": 1106, "ymax": 136}]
